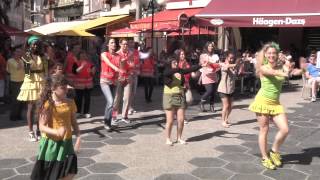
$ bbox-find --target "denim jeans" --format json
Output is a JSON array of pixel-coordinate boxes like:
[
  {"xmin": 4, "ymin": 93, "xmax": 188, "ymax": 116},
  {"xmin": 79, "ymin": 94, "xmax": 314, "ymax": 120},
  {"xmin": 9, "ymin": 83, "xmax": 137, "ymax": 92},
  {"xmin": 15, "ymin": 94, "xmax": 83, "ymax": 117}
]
[
  {"xmin": 100, "ymin": 83, "xmax": 114, "ymax": 126},
  {"xmin": 201, "ymin": 83, "xmax": 217, "ymax": 105}
]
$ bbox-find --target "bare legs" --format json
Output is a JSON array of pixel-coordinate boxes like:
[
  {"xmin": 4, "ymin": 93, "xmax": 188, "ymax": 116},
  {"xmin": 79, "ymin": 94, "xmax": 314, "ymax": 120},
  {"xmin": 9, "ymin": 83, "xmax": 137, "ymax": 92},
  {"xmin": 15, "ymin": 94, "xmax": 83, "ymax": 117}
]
[
  {"xmin": 27, "ymin": 101, "xmax": 36, "ymax": 132},
  {"xmin": 271, "ymin": 114, "xmax": 289, "ymax": 153},
  {"xmin": 257, "ymin": 113, "xmax": 289, "ymax": 159},
  {"xmin": 165, "ymin": 108, "xmax": 186, "ymax": 145},
  {"xmin": 257, "ymin": 114, "xmax": 270, "ymax": 159},
  {"xmin": 165, "ymin": 110, "xmax": 174, "ymax": 145},
  {"xmin": 221, "ymin": 96, "xmax": 233, "ymax": 128}
]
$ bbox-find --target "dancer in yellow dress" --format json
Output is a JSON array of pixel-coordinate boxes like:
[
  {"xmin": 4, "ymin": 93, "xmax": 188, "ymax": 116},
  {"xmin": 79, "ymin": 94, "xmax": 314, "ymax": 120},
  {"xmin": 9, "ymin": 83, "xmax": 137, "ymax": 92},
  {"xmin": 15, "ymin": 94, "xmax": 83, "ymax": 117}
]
[
  {"xmin": 17, "ymin": 36, "xmax": 48, "ymax": 142},
  {"xmin": 249, "ymin": 42, "xmax": 291, "ymax": 170}
]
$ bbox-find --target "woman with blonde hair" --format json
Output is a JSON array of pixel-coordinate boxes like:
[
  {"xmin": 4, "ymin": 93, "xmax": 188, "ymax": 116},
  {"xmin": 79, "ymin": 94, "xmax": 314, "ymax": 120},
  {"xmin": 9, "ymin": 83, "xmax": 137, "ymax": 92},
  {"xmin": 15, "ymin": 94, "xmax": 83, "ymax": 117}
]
[{"xmin": 249, "ymin": 42, "xmax": 291, "ymax": 170}]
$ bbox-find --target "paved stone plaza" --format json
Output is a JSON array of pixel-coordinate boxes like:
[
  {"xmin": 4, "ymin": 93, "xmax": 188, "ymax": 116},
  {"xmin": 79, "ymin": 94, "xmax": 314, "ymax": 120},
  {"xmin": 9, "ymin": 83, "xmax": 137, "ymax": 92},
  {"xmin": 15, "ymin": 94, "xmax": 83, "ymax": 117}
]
[{"xmin": 0, "ymin": 80, "xmax": 319, "ymax": 180}]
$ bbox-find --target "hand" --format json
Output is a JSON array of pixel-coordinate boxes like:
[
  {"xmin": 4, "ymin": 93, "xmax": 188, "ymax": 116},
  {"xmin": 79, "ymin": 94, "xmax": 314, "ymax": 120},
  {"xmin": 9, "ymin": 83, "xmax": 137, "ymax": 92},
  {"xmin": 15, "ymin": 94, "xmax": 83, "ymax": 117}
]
[
  {"xmin": 118, "ymin": 69, "xmax": 126, "ymax": 74},
  {"xmin": 56, "ymin": 127, "xmax": 66, "ymax": 138},
  {"xmin": 74, "ymin": 137, "xmax": 81, "ymax": 153}
]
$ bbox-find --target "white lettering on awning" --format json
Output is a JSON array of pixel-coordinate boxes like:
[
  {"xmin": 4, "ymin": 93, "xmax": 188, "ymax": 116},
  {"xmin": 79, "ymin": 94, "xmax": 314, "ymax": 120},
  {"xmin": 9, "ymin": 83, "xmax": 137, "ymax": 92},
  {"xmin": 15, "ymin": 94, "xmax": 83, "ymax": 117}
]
[{"xmin": 253, "ymin": 17, "xmax": 305, "ymax": 27}]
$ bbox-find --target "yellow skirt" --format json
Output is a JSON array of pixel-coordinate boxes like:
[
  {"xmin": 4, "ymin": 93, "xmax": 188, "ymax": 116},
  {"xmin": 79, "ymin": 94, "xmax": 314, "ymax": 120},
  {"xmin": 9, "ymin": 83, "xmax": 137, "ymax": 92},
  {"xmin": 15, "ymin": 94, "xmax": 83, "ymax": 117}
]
[
  {"xmin": 17, "ymin": 81, "xmax": 44, "ymax": 101},
  {"xmin": 248, "ymin": 95, "xmax": 285, "ymax": 115}
]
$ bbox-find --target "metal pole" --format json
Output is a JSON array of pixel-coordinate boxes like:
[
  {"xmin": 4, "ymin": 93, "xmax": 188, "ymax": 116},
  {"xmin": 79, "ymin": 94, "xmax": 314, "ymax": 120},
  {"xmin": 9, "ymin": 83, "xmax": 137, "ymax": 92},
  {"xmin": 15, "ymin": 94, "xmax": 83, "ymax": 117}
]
[
  {"xmin": 151, "ymin": 0, "xmax": 154, "ymax": 51},
  {"xmin": 21, "ymin": 1, "xmax": 25, "ymax": 30}
]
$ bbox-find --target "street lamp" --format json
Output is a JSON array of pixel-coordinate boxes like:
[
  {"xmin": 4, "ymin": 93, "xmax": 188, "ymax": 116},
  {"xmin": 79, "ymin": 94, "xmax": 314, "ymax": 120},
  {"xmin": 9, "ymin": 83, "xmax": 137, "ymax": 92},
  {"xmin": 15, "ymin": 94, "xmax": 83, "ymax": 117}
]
[{"xmin": 147, "ymin": 0, "xmax": 167, "ymax": 51}]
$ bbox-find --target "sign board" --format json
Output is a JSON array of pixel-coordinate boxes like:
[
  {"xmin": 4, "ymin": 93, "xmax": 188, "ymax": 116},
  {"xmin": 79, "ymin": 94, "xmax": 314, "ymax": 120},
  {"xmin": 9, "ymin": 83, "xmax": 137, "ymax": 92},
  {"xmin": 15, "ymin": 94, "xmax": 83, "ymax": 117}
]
[
  {"xmin": 316, "ymin": 51, "xmax": 320, "ymax": 69},
  {"xmin": 252, "ymin": 17, "xmax": 306, "ymax": 27}
]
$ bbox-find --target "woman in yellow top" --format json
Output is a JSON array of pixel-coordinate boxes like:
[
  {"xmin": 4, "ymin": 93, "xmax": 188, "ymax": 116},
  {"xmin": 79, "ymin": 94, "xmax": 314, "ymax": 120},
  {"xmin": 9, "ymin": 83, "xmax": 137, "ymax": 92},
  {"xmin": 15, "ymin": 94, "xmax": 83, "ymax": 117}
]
[
  {"xmin": 17, "ymin": 36, "xmax": 48, "ymax": 142},
  {"xmin": 249, "ymin": 42, "xmax": 291, "ymax": 170},
  {"xmin": 31, "ymin": 74, "xmax": 81, "ymax": 180}
]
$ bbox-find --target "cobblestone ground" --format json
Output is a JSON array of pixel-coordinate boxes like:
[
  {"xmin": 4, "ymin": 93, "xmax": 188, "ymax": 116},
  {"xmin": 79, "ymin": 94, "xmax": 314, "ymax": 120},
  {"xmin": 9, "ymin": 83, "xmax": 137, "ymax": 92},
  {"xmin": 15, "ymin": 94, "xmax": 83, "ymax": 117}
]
[{"xmin": 0, "ymin": 80, "xmax": 319, "ymax": 180}]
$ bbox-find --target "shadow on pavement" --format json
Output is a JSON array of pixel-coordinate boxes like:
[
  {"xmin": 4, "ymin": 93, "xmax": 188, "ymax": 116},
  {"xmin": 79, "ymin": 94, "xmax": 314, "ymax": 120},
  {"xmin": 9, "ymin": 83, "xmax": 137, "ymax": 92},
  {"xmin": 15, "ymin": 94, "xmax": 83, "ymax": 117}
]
[
  {"xmin": 282, "ymin": 147, "xmax": 320, "ymax": 165},
  {"xmin": 186, "ymin": 131, "xmax": 245, "ymax": 142}
]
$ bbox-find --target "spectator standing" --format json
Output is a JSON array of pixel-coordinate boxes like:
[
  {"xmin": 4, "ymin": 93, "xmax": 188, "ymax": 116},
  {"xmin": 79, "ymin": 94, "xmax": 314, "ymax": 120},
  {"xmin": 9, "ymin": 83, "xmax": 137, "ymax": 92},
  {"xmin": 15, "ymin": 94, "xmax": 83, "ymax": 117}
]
[
  {"xmin": 140, "ymin": 47, "xmax": 156, "ymax": 103},
  {"xmin": 0, "ymin": 52, "xmax": 6, "ymax": 105},
  {"xmin": 6, "ymin": 48, "xmax": 25, "ymax": 120},
  {"xmin": 128, "ymin": 42, "xmax": 140, "ymax": 115},
  {"xmin": 73, "ymin": 51, "xmax": 95, "ymax": 118}
]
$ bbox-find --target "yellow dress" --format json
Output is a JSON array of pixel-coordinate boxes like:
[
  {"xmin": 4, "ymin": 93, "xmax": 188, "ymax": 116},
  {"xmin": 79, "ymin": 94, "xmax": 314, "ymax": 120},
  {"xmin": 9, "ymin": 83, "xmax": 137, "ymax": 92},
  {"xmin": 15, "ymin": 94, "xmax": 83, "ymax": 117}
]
[
  {"xmin": 17, "ymin": 55, "xmax": 47, "ymax": 101},
  {"xmin": 249, "ymin": 66, "xmax": 285, "ymax": 115}
]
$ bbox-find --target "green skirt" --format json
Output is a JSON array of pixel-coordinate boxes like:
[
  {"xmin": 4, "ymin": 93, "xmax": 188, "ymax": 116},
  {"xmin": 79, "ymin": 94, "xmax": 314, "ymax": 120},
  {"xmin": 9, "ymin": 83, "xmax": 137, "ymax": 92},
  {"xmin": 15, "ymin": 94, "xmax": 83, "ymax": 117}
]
[
  {"xmin": 31, "ymin": 137, "xmax": 77, "ymax": 180},
  {"xmin": 163, "ymin": 93, "xmax": 186, "ymax": 110}
]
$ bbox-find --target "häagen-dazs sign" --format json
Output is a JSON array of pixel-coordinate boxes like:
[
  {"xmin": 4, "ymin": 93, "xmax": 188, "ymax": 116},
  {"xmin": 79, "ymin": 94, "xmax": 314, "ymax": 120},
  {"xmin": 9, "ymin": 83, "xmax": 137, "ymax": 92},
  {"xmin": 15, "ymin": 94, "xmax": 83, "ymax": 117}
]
[{"xmin": 253, "ymin": 17, "xmax": 306, "ymax": 27}]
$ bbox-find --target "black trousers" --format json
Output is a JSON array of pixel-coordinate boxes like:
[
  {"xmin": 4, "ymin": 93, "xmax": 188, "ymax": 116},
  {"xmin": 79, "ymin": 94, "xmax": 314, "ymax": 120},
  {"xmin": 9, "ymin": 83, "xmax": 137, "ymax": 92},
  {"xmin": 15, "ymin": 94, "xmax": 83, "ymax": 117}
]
[
  {"xmin": 141, "ymin": 77, "xmax": 154, "ymax": 101},
  {"xmin": 9, "ymin": 81, "xmax": 24, "ymax": 120},
  {"xmin": 201, "ymin": 83, "xmax": 217, "ymax": 105},
  {"xmin": 75, "ymin": 88, "xmax": 92, "ymax": 114}
]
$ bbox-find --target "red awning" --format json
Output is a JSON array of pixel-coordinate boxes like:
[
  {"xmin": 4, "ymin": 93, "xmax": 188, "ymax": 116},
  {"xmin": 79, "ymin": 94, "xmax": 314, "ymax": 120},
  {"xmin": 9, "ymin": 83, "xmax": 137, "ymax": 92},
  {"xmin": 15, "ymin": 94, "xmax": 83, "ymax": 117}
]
[
  {"xmin": 108, "ymin": 27, "xmax": 139, "ymax": 37},
  {"xmin": 168, "ymin": 26, "xmax": 216, "ymax": 36},
  {"xmin": 196, "ymin": 0, "xmax": 320, "ymax": 27},
  {"xmin": 130, "ymin": 8, "xmax": 202, "ymax": 31},
  {"xmin": 0, "ymin": 24, "xmax": 28, "ymax": 36}
]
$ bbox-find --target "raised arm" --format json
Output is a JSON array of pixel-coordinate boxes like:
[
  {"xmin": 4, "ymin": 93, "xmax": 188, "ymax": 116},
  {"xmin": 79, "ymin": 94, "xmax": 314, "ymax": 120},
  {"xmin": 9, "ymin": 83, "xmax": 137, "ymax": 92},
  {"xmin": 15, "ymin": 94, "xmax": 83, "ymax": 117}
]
[
  {"xmin": 39, "ymin": 109, "xmax": 66, "ymax": 138},
  {"xmin": 260, "ymin": 65, "xmax": 289, "ymax": 77},
  {"xmin": 100, "ymin": 52, "xmax": 120, "ymax": 72}
]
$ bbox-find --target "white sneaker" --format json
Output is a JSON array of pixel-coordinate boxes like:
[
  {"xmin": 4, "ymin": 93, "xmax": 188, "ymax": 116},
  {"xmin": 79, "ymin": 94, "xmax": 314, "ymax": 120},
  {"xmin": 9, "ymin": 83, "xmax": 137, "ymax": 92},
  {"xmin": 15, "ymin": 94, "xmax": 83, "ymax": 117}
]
[
  {"xmin": 311, "ymin": 96, "xmax": 316, "ymax": 102},
  {"xmin": 121, "ymin": 118, "xmax": 131, "ymax": 124},
  {"xmin": 29, "ymin": 131, "xmax": 37, "ymax": 142},
  {"xmin": 104, "ymin": 124, "xmax": 112, "ymax": 132},
  {"xmin": 128, "ymin": 109, "xmax": 137, "ymax": 115},
  {"xmin": 84, "ymin": 113, "xmax": 91, "ymax": 118},
  {"xmin": 184, "ymin": 119, "xmax": 189, "ymax": 124},
  {"xmin": 111, "ymin": 119, "xmax": 119, "ymax": 126}
]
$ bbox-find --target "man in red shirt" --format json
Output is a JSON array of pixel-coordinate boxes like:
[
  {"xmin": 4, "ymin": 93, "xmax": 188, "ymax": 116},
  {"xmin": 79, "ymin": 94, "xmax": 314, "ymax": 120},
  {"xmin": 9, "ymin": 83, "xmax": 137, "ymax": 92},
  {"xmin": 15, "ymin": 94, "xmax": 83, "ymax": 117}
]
[{"xmin": 113, "ymin": 38, "xmax": 134, "ymax": 123}]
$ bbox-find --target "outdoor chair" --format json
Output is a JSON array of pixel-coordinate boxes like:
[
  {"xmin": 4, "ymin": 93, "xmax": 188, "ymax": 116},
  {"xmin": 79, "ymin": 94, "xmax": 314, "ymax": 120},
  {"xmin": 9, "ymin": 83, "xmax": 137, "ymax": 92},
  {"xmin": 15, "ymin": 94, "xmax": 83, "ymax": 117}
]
[{"xmin": 301, "ymin": 74, "xmax": 312, "ymax": 99}]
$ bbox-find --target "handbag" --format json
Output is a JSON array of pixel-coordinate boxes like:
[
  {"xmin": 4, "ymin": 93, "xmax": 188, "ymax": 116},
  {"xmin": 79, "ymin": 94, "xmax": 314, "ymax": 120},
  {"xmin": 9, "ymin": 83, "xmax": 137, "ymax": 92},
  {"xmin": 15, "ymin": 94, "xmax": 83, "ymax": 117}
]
[{"xmin": 185, "ymin": 89, "xmax": 193, "ymax": 105}]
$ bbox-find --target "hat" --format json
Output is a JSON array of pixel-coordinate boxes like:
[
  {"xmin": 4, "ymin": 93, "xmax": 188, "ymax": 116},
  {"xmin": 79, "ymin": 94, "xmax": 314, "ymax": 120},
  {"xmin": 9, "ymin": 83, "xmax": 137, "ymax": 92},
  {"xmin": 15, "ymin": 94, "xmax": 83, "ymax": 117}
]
[{"xmin": 27, "ymin": 35, "xmax": 40, "ymax": 45}]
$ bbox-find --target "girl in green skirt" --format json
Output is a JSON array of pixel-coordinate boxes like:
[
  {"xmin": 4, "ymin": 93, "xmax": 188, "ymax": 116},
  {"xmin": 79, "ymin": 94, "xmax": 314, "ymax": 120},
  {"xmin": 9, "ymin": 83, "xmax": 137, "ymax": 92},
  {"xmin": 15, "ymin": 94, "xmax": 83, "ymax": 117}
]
[{"xmin": 31, "ymin": 74, "xmax": 81, "ymax": 180}]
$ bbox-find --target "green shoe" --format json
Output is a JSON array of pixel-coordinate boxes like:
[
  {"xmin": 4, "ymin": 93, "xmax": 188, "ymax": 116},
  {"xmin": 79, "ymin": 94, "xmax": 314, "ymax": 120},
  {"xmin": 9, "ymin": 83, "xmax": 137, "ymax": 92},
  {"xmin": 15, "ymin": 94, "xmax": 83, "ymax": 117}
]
[
  {"xmin": 270, "ymin": 150, "xmax": 282, "ymax": 167},
  {"xmin": 262, "ymin": 158, "xmax": 276, "ymax": 170}
]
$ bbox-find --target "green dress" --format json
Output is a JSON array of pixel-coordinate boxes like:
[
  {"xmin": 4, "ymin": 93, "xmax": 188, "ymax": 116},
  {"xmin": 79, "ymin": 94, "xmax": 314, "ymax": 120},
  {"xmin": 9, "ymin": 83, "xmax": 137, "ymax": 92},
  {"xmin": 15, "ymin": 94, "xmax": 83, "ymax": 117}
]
[{"xmin": 31, "ymin": 100, "xmax": 78, "ymax": 180}]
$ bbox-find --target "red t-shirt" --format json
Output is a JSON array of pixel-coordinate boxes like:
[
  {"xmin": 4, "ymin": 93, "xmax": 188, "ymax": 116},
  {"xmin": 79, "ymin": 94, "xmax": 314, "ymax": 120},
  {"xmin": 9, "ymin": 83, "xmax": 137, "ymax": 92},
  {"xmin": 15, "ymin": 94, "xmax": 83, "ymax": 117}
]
[
  {"xmin": 0, "ymin": 54, "xmax": 7, "ymax": 80},
  {"xmin": 140, "ymin": 56, "xmax": 155, "ymax": 77},
  {"xmin": 178, "ymin": 60, "xmax": 191, "ymax": 87},
  {"xmin": 100, "ymin": 52, "xmax": 121, "ymax": 83}
]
